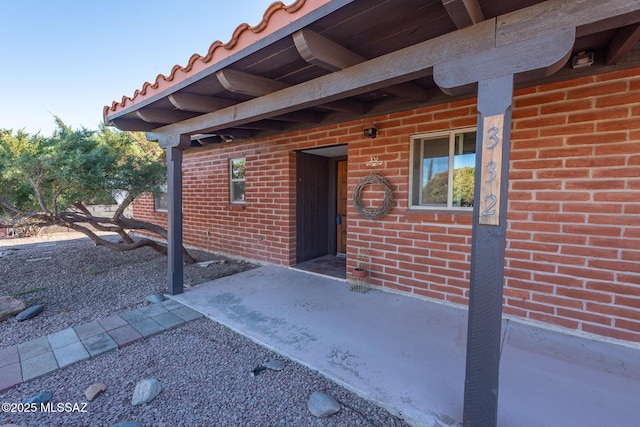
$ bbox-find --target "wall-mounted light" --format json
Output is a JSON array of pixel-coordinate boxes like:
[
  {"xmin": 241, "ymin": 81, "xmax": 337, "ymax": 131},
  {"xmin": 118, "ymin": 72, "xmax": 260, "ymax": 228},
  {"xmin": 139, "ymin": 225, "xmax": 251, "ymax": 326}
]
[
  {"xmin": 363, "ymin": 127, "xmax": 378, "ymax": 138},
  {"xmin": 571, "ymin": 51, "xmax": 594, "ymax": 69}
]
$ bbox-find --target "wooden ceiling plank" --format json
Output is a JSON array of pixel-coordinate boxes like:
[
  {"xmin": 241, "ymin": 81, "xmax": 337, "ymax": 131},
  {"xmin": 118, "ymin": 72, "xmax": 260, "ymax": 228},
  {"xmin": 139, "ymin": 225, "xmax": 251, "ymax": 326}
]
[
  {"xmin": 168, "ymin": 93, "xmax": 236, "ymax": 113},
  {"xmin": 136, "ymin": 108, "xmax": 198, "ymax": 124},
  {"xmin": 606, "ymin": 23, "xmax": 640, "ymax": 65},
  {"xmin": 216, "ymin": 68, "xmax": 290, "ymax": 96},
  {"xmin": 442, "ymin": 0, "xmax": 486, "ymax": 29}
]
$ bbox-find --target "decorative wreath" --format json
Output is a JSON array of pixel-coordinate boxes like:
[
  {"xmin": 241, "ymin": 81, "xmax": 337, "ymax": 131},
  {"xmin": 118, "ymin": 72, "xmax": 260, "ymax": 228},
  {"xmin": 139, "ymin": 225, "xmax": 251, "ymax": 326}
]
[{"xmin": 352, "ymin": 173, "xmax": 394, "ymax": 219}]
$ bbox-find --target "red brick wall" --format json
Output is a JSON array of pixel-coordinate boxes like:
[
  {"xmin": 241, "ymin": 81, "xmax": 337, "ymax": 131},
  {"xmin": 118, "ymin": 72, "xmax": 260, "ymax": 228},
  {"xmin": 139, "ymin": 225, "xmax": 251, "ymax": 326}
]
[
  {"xmin": 505, "ymin": 68, "xmax": 640, "ymax": 342},
  {"xmin": 134, "ymin": 66, "xmax": 640, "ymax": 343}
]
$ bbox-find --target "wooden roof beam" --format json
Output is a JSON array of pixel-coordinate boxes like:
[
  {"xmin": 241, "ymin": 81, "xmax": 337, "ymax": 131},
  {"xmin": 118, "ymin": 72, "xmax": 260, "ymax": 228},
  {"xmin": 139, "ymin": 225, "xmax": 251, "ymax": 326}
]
[
  {"xmin": 216, "ymin": 68, "xmax": 289, "ymax": 96},
  {"xmin": 149, "ymin": 19, "xmax": 497, "ymax": 141},
  {"xmin": 442, "ymin": 0, "xmax": 486, "ymax": 29},
  {"xmin": 217, "ymin": 66, "xmax": 367, "ymax": 114},
  {"xmin": 192, "ymin": 135, "xmax": 223, "ymax": 146},
  {"xmin": 149, "ymin": 0, "xmax": 634, "ymax": 143},
  {"xmin": 576, "ymin": 10, "xmax": 640, "ymax": 38},
  {"xmin": 168, "ymin": 93, "xmax": 236, "ymax": 113},
  {"xmin": 270, "ymin": 111, "xmax": 324, "ymax": 123},
  {"xmin": 110, "ymin": 117, "xmax": 160, "ymax": 132},
  {"xmin": 136, "ymin": 108, "xmax": 199, "ymax": 124},
  {"xmin": 435, "ymin": 28, "xmax": 574, "ymax": 91},
  {"xmin": 212, "ymin": 129, "xmax": 255, "ymax": 139},
  {"xmin": 293, "ymin": 28, "xmax": 432, "ymax": 102},
  {"xmin": 606, "ymin": 23, "xmax": 640, "ymax": 65},
  {"xmin": 293, "ymin": 28, "xmax": 364, "ymax": 71},
  {"xmin": 190, "ymin": 129, "xmax": 254, "ymax": 145},
  {"xmin": 234, "ymin": 120, "xmax": 287, "ymax": 130},
  {"xmin": 497, "ymin": 0, "xmax": 640, "ymax": 47},
  {"xmin": 318, "ymin": 99, "xmax": 369, "ymax": 114}
]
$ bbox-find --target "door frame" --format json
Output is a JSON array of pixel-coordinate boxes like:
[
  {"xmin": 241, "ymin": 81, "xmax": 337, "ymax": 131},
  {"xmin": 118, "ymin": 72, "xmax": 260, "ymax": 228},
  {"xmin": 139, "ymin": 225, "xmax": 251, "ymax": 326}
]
[
  {"xmin": 336, "ymin": 159, "xmax": 348, "ymax": 255},
  {"xmin": 327, "ymin": 155, "xmax": 348, "ymax": 256},
  {"xmin": 295, "ymin": 146, "xmax": 347, "ymax": 263}
]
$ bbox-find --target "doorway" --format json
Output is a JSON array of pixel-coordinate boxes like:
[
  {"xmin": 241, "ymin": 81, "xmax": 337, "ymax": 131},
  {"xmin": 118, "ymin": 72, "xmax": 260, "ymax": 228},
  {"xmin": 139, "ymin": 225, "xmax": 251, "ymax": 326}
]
[
  {"xmin": 295, "ymin": 145, "xmax": 347, "ymax": 276},
  {"xmin": 336, "ymin": 160, "xmax": 348, "ymax": 254}
]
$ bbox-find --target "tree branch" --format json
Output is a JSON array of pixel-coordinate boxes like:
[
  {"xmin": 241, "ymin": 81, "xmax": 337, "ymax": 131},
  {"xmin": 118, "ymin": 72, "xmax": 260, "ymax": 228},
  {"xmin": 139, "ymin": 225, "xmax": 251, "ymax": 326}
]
[
  {"xmin": 114, "ymin": 193, "xmax": 134, "ymax": 220},
  {"xmin": 53, "ymin": 186, "xmax": 69, "ymax": 212},
  {"xmin": 67, "ymin": 204, "xmax": 132, "ymax": 243},
  {"xmin": 61, "ymin": 220, "xmax": 170, "ymax": 255},
  {"xmin": 65, "ymin": 205, "xmax": 195, "ymax": 263},
  {"xmin": 61, "ymin": 210, "xmax": 119, "ymax": 232},
  {"xmin": 115, "ymin": 216, "xmax": 195, "ymax": 263},
  {"xmin": 72, "ymin": 201, "xmax": 92, "ymax": 217},
  {"xmin": 26, "ymin": 172, "xmax": 51, "ymax": 214},
  {"xmin": 0, "ymin": 196, "xmax": 28, "ymax": 216}
]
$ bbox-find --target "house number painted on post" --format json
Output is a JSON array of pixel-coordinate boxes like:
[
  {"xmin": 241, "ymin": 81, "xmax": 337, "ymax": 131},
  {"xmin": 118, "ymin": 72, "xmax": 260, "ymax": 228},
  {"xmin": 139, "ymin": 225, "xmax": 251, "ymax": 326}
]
[{"xmin": 479, "ymin": 114, "xmax": 504, "ymax": 226}]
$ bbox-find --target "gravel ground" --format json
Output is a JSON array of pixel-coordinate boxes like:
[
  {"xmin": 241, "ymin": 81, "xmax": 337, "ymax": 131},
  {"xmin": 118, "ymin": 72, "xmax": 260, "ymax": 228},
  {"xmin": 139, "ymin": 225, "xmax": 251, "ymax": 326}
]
[
  {"xmin": 0, "ymin": 232, "xmax": 255, "ymax": 348},
  {"xmin": 0, "ymin": 233, "xmax": 410, "ymax": 427}
]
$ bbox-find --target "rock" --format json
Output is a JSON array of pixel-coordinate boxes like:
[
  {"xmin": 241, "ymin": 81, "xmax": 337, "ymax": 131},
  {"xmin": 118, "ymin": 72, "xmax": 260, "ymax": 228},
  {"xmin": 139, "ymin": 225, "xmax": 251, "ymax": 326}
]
[
  {"xmin": 251, "ymin": 365, "xmax": 267, "ymax": 377},
  {"xmin": 197, "ymin": 259, "xmax": 226, "ymax": 267},
  {"xmin": 0, "ymin": 296, "xmax": 26, "ymax": 321},
  {"xmin": 15, "ymin": 304, "xmax": 44, "ymax": 321},
  {"xmin": 266, "ymin": 359, "xmax": 285, "ymax": 371},
  {"xmin": 111, "ymin": 422, "xmax": 143, "ymax": 427},
  {"xmin": 307, "ymin": 391, "xmax": 341, "ymax": 417},
  {"xmin": 131, "ymin": 378, "xmax": 161, "ymax": 406},
  {"xmin": 23, "ymin": 390, "xmax": 52, "ymax": 405},
  {"xmin": 145, "ymin": 294, "xmax": 166, "ymax": 304},
  {"xmin": 197, "ymin": 260, "xmax": 215, "ymax": 267},
  {"xmin": 84, "ymin": 383, "xmax": 107, "ymax": 401},
  {"xmin": 25, "ymin": 257, "xmax": 51, "ymax": 262}
]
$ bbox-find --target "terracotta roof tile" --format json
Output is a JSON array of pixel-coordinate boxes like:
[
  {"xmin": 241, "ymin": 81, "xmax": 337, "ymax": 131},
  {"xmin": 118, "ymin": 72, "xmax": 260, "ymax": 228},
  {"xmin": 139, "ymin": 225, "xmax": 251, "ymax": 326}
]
[{"xmin": 104, "ymin": 0, "xmax": 327, "ymax": 119}]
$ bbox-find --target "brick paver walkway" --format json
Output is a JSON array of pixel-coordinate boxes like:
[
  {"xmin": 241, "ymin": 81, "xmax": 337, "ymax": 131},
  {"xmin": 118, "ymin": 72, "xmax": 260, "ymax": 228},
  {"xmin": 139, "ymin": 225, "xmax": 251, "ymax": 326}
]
[{"xmin": 0, "ymin": 298, "xmax": 202, "ymax": 392}]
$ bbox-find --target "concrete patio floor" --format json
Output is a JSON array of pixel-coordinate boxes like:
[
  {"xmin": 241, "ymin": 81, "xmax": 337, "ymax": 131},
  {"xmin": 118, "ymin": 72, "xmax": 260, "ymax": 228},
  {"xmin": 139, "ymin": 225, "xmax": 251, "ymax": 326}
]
[{"xmin": 172, "ymin": 265, "xmax": 640, "ymax": 427}]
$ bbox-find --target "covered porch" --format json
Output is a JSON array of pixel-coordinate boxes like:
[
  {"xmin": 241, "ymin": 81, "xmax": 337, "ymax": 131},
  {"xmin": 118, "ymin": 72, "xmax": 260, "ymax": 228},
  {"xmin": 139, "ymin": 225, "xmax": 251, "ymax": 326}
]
[
  {"xmin": 171, "ymin": 265, "xmax": 640, "ymax": 427},
  {"xmin": 102, "ymin": 1, "xmax": 640, "ymax": 424}
]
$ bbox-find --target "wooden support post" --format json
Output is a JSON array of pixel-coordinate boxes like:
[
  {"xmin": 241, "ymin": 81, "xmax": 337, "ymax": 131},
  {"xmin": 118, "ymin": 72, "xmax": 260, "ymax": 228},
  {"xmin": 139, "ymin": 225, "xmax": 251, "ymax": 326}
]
[
  {"xmin": 158, "ymin": 133, "xmax": 191, "ymax": 296},
  {"xmin": 463, "ymin": 75, "xmax": 513, "ymax": 427},
  {"xmin": 166, "ymin": 145, "xmax": 184, "ymax": 295},
  {"xmin": 433, "ymin": 27, "xmax": 574, "ymax": 426}
]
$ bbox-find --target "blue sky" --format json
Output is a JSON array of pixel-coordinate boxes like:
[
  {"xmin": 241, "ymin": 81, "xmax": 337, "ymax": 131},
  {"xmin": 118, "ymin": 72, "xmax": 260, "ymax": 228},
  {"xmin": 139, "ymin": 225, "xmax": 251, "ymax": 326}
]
[{"xmin": 0, "ymin": 0, "xmax": 277, "ymax": 135}]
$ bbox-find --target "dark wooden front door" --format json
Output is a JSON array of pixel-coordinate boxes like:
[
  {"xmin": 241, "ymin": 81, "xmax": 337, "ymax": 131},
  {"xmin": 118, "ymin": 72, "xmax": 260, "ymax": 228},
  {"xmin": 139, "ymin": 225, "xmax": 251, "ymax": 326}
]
[
  {"xmin": 296, "ymin": 152, "xmax": 330, "ymax": 263},
  {"xmin": 336, "ymin": 160, "xmax": 348, "ymax": 254}
]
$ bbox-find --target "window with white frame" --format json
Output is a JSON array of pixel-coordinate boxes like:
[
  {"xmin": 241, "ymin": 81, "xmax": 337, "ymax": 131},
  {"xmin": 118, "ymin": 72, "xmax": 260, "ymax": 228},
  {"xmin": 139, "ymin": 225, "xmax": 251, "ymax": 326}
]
[
  {"xmin": 230, "ymin": 157, "xmax": 246, "ymax": 203},
  {"xmin": 410, "ymin": 128, "xmax": 477, "ymax": 209}
]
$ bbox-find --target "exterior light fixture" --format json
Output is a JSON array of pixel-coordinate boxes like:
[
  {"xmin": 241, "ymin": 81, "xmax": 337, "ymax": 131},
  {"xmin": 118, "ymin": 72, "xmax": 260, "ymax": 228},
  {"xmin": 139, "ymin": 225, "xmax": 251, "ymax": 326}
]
[
  {"xmin": 571, "ymin": 51, "xmax": 594, "ymax": 69},
  {"xmin": 363, "ymin": 127, "xmax": 378, "ymax": 138}
]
